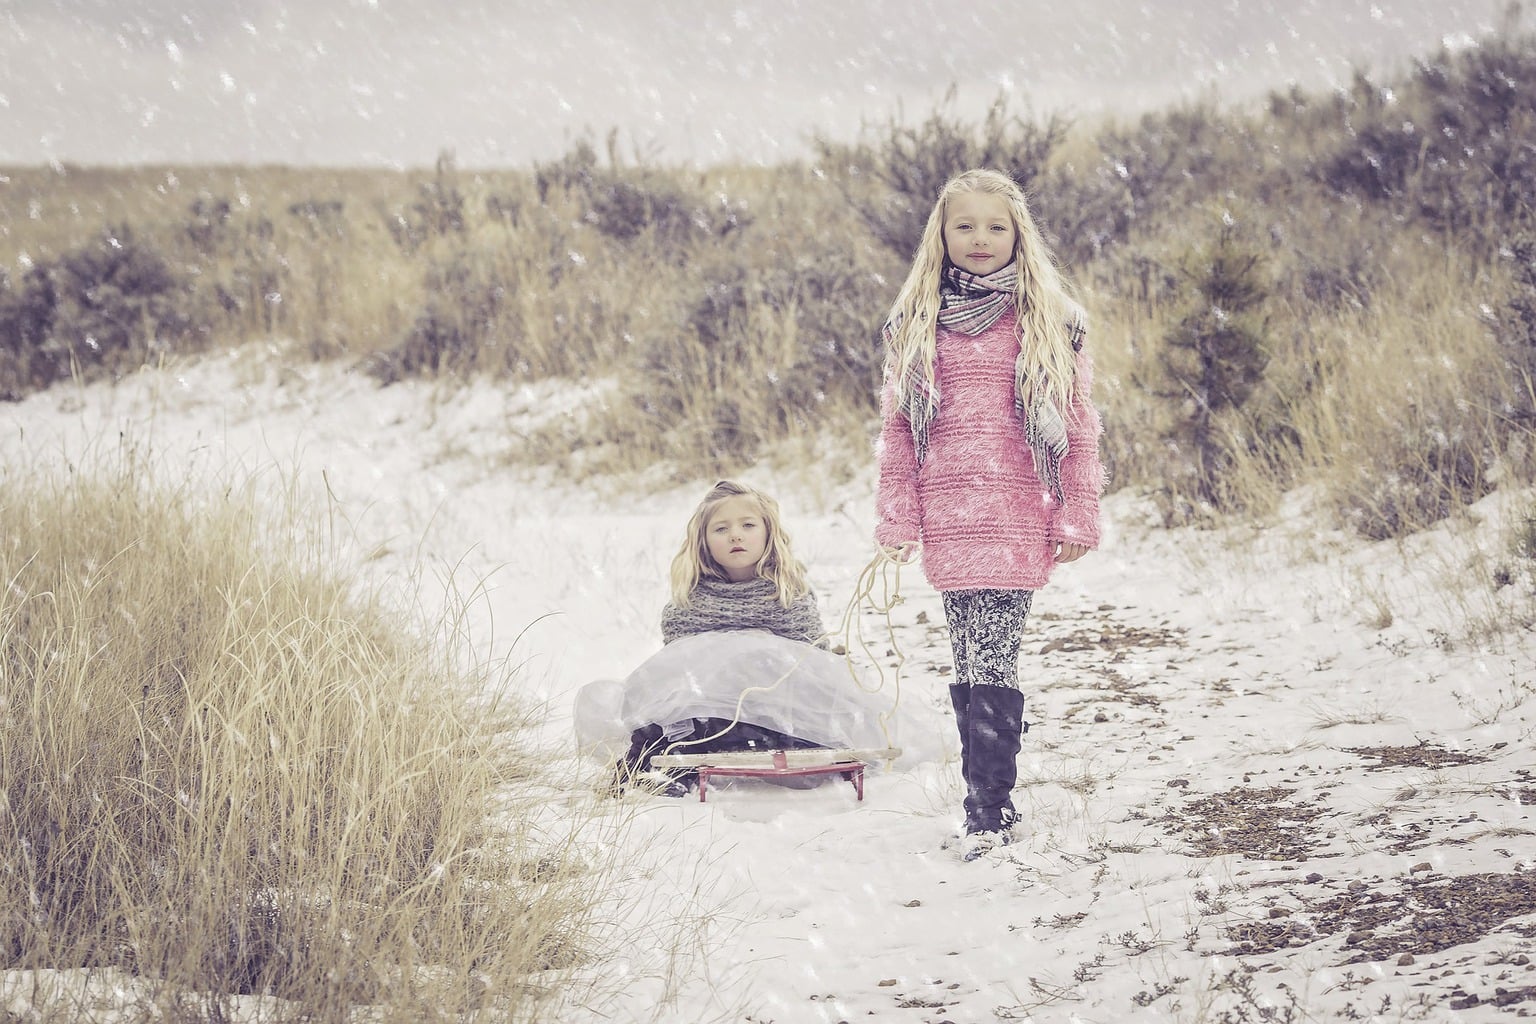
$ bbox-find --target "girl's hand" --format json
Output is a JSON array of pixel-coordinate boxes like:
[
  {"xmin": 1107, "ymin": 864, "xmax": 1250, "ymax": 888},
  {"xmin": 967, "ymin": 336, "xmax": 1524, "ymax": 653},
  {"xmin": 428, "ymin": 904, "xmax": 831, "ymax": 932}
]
[
  {"xmin": 1054, "ymin": 541, "xmax": 1089, "ymax": 563},
  {"xmin": 883, "ymin": 541, "xmax": 920, "ymax": 564}
]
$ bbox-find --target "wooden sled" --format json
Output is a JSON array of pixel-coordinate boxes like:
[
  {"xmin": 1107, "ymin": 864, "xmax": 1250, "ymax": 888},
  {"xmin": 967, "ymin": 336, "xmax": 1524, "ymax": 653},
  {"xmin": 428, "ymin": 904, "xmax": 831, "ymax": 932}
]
[{"xmin": 650, "ymin": 747, "xmax": 901, "ymax": 803}]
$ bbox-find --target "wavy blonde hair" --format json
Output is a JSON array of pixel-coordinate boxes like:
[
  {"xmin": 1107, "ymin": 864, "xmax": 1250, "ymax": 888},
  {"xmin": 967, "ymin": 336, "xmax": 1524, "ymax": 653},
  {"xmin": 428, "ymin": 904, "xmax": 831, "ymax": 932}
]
[
  {"xmin": 885, "ymin": 168, "xmax": 1084, "ymax": 419},
  {"xmin": 668, "ymin": 480, "xmax": 810, "ymax": 607}
]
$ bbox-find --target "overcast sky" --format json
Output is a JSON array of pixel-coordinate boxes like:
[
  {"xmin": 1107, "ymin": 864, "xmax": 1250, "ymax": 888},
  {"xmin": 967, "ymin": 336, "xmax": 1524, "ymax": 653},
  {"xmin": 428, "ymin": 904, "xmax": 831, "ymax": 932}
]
[{"xmin": 0, "ymin": 0, "xmax": 1516, "ymax": 168}]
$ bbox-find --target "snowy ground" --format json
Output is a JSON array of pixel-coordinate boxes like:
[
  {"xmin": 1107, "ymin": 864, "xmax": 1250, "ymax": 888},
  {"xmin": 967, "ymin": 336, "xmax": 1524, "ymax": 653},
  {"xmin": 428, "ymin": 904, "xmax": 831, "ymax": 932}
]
[{"xmin": 4, "ymin": 351, "xmax": 1535, "ymax": 1023}]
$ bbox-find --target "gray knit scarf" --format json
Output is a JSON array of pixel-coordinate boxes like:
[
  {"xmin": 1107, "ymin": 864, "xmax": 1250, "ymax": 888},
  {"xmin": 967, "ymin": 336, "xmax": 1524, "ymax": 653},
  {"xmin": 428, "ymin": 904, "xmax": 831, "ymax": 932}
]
[
  {"xmin": 661, "ymin": 576, "xmax": 825, "ymax": 647},
  {"xmin": 883, "ymin": 262, "xmax": 1083, "ymax": 501}
]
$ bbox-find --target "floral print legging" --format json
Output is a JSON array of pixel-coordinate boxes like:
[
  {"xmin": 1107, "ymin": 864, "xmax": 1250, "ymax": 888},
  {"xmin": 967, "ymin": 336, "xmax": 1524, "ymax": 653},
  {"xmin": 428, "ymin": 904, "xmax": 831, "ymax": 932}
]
[{"xmin": 941, "ymin": 588, "xmax": 1035, "ymax": 689}]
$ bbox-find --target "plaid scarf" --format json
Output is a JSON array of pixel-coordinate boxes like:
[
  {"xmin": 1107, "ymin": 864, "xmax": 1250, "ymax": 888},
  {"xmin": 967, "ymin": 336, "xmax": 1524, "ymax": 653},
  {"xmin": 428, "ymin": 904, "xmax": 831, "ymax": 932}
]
[
  {"xmin": 938, "ymin": 263, "xmax": 1018, "ymax": 335},
  {"xmin": 885, "ymin": 263, "xmax": 1084, "ymax": 501}
]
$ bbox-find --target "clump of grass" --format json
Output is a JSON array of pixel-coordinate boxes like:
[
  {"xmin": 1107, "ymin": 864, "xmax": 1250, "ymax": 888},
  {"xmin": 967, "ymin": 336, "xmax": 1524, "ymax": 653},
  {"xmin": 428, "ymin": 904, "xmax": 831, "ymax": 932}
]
[{"xmin": 0, "ymin": 446, "xmax": 597, "ymax": 1021}]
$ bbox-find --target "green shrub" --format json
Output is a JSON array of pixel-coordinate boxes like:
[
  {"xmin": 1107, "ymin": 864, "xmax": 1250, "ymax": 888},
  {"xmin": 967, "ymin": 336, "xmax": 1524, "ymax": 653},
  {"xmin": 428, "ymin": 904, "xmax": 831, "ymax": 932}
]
[
  {"xmin": 0, "ymin": 224, "xmax": 205, "ymax": 395},
  {"xmin": 185, "ymin": 192, "xmax": 235, "ymax": 254},
  {"xmin": 1142, "ymin": 218, "xmax": 1272, "ymax": 511},
  {"xmin": 383, "ymin": 152, "xmax": 467, "ymax": 254},
  {"xmin": 0, "ymin": 264, "xmax": 59, "ymax": 399},
  {"xmin": 1333, "ymin": 426, "xmax": 1491, "ymax": 541},
  {"xmin": 1496, "ymin": 236, "xmax": 1536, "ymax": 440},
  {"xmin": 618, "ymin": 231, "xmax": 889, "ymax": 468},
  {"xmin": 370, "ymin": 249, "xmax": 512, "ymax": 382},
  {"xmin": 1513, "ymin": 504, "xmax": 1536, "ymax": 562},
  {"xmin": 1044, "ymin": 101, "xmax": 1275, "ymax": 268},
  {"xmin": 286, "ymin": 197, "xmax": 348, "ymax": 239},
  {"xmin": 534, "ymin": 135, "xmax": 749, "ymax": 250},
  {"xmin": 1316, "ymin": 70, "xmax": 1424, "ymax": 201},
  {"xmin": 1313, "ymin": 18, "xmax": 1536, "ymax": 237}
]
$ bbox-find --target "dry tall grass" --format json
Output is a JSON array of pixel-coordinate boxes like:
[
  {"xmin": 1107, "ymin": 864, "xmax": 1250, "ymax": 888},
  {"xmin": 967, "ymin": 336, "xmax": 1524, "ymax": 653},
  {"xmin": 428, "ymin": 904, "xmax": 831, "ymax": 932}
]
[
  {"xmin": 1090, "ymin": 221, "xmax": 1524, "ymax": 533},
  {"xmin": 5, "ymin": 21, "xmax": 1536, "ymax": 553},
  {"xmin": 0, "ymin": 443, "xmax": 604, "ymax": 1021}
]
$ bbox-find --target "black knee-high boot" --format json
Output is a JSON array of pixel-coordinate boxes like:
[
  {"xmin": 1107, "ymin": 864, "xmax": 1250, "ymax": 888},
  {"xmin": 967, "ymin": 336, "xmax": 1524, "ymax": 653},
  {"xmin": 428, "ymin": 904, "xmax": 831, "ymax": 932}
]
[
  {"xmin": 949, "ymin": 683, "xmax": 976, "ymax": 821},
  {"xmin": 966, "ymin": 685, "xmax": 1027, "ymax": 834}
]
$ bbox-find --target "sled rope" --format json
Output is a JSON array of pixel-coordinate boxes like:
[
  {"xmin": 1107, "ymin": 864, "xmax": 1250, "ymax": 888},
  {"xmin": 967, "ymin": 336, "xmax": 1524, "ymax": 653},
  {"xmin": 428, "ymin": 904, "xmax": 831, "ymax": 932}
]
[
  {"xmin": 832, "ymin": 547, "xmax": 908, "ymax": 753},
  {"xmin": 657, "ymin": 649, "xmax": 810, "ymax": 758},
  {"xmin": 657, "ymin": 547, "xmax": 908, "ymax": 763}
]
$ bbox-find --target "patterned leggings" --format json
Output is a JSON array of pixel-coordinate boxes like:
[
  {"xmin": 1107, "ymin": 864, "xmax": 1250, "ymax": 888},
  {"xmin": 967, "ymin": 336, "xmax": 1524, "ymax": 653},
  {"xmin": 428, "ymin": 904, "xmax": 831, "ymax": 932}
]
[{"xmin": 941, "ymin": 588, "xmax": 1035, "ymax": 690}]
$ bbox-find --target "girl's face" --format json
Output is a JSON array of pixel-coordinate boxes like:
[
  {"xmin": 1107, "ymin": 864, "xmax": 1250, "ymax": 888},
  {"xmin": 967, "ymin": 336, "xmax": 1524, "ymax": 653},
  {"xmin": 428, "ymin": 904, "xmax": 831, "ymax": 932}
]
[
  {"xmin": 943, "ymin": 191, "xmax": 1016, "ymax": 275},
  {"xmin": 704, "ymin": 495, "xmax": 769, "ymax": 581}
]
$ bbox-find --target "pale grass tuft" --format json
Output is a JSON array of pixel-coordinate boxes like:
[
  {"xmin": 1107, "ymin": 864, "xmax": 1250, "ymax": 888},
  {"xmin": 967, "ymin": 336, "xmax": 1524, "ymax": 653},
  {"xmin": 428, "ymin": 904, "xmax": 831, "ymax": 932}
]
[
  {"xmin": 1451, "ymin": 673, "xmax": 1536, "ymax": 729},
  {"xmin": 0, "ymin": 445, "xmax": 614, "ymax": 1022},
  {"xmin": 1302, "ymin": 697, "xmax": 1404, "ymax": 730}
]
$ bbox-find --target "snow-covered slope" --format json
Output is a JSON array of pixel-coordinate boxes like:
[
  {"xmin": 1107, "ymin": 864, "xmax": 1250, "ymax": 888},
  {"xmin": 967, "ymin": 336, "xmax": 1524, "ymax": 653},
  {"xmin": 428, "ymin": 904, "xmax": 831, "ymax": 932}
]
[{"xmin": 4, "ymin": 353, "xmax": 1532, "ymax": 1023}]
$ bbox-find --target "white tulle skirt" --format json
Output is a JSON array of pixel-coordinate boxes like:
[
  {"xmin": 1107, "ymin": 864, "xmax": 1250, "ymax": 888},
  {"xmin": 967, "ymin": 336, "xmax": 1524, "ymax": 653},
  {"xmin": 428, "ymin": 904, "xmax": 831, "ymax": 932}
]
[{"xmin": 574, "ymin": 629, "xmax": 908, "ymax": 762}]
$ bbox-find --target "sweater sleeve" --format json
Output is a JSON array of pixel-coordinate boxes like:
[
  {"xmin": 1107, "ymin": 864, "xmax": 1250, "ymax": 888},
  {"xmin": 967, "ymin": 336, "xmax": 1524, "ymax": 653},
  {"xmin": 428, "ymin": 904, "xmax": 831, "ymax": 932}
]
[
  {"xmin": 1051, "ymin": 342, "xmax": 1106, "ymax": 548},
  {"xmin": 874, "ymin": 376, "xmax": 922, "ymax": 549}
]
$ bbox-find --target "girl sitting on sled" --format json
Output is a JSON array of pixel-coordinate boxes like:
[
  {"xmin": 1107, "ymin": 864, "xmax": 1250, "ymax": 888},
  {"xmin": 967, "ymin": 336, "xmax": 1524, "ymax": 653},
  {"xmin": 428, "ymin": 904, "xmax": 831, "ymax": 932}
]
[{"xmin": 604, "ymin": 479, "xmax": 887, "ymax": 797}]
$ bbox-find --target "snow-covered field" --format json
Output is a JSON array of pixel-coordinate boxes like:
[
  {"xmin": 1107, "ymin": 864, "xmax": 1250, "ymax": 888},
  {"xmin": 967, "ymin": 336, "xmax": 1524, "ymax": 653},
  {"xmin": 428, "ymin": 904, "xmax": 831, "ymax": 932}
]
[{"xmin": 4, "ymin": 351, "xmax": 1534, "ymax": 1023}]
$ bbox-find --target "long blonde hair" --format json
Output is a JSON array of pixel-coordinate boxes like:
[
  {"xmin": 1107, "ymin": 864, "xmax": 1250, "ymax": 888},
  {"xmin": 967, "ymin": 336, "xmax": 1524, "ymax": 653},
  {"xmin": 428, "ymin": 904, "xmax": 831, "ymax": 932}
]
[
  {"xmin": 668, "ymin": 480, "xmax": 810, "ymax": 607},
  {"xmin": 885, "ymin": 168, "xmax": 1083, "ymax": 418}
]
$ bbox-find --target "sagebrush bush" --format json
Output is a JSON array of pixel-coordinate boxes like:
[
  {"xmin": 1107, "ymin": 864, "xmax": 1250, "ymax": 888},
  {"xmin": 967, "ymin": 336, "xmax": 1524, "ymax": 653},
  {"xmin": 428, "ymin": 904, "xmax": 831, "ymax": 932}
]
[
  {"xmin": 534, "ymin": 135, "xmax": 750, "ymax": 251},
  {"xmin": 1308, "ymin": 15, "xmax": 1536, "ymax": 239},
  {"xmin": 814, "ymin": 90, "xmax": 1070, "ymax": 260},
  {"xmin": 386, "ymin": 152, "xmax": 467, "ymax": 253},
  {"xmin": 0, "ymin": 223, "xmax": 205, "ymax": 396},
  {"xmin": 1043, "ymin": 101, "xmax": 1261, "ymax": 267}
]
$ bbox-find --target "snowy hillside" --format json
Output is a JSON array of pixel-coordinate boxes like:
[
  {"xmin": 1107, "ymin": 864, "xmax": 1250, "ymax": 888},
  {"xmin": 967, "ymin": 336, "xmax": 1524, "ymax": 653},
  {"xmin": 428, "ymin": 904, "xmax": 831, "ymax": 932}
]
[{"xmin": 3, "ymin": 352, "xmax": 1534, "ymax": 1023}]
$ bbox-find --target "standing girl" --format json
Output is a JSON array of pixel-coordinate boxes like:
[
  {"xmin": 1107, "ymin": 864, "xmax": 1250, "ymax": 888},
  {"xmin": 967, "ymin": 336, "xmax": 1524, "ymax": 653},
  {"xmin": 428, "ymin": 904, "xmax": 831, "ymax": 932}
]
[{"xmin": 874, "ymin": 168, "xmax": 1105, "ymax": 859}]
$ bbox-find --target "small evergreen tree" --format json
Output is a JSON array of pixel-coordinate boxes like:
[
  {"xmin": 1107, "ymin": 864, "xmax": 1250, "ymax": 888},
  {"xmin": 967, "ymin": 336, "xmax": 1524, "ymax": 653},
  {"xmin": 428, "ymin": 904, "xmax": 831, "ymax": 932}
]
[
  {"xmin": 1497, "ymin": 236, "xmax": 1536, "ymax": 478},
  {"xmin": 1150, "ymin": 219, "xmax": 1271, "ymax": 511}
]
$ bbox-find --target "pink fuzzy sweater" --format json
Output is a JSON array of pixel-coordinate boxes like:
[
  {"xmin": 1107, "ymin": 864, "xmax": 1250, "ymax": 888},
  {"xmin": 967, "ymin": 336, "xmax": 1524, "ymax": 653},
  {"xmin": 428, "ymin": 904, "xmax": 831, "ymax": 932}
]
[{"xmin": 875, "ymin": 309, "xmax": 1105, "ymax": 591}]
